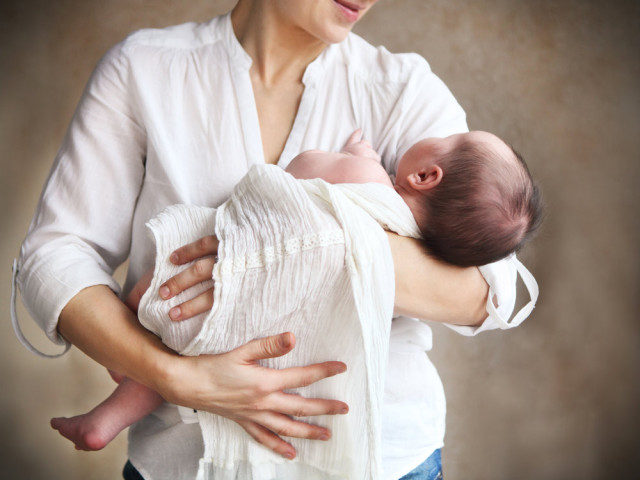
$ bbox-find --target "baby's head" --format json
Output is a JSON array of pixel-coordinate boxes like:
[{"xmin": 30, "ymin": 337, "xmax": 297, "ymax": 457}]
[{"xmin": 395, "ymin": 131, "xmax": 543, "ymax": 267}]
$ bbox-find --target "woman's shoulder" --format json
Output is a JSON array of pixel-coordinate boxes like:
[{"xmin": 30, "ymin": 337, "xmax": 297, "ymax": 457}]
[
  {"xmin": 117, "ymin": 14, "xmax": 228, "ymax": 54},
  {"xmin": 337, "ymin": 32, "xmax": 434, "ymax": 83},
  {"xmin": 95, "ymin": 13, "xmax": 233, "ymax": 77}
]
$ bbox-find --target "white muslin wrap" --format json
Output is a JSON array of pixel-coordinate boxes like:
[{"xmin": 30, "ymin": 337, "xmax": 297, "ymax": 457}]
[{"xmin": 138, "ymin": 165, "xmax": 420, "ymax": 480}]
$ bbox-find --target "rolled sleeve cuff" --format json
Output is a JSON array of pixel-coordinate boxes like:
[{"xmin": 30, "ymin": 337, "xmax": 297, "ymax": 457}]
[
  {"xmin": 15, "ymin": 245, "xmax": 121, "ymax": 353},
  {"xmin": 445, "ymin": 255, "xmax": 539, "ymax": 337}
]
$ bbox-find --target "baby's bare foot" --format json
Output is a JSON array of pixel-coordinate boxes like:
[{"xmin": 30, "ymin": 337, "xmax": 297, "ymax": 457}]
[{"xmin": 51, "ymin": 414, "xmax": 118, "ymax": 451}]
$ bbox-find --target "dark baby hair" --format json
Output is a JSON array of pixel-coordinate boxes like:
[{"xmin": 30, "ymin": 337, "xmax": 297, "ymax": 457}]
[{"xmin": 416, "ymin": 139, "xmax": 543, "ymax": 267}]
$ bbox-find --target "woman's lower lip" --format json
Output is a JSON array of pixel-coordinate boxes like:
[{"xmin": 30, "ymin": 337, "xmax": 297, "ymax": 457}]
[{"xmin": 333, "ymin": 0, "xmax": 360, "ymax": 23}]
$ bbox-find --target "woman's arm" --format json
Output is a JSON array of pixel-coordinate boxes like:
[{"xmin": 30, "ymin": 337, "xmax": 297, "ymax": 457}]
[
  {"xmin": 386, "ymin": 232, "xmax": 488, "ymax": 325},
  {"xmin": 58, "ymin": 285, "xmax": 348, "ymax": 459},
  {"xmin": 19, "ymin": 37, "xmax": 347, "ymax": 461},
  {"xmin": 159, "ymin": 234, "xmax": 489, "ymax": 327}
]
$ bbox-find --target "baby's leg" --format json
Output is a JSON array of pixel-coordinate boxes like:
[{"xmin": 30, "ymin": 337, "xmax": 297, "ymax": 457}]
[
  {"xmin": 125, "ymin": 267, "xmax": 154, "ymax": 313},
  {"xmin": 51, "ymin": 268, "xmax": 164, "ymax": 451},
  {"xmin": 51, "ymin": 377, "xmax": 164, "ymax": 451}
]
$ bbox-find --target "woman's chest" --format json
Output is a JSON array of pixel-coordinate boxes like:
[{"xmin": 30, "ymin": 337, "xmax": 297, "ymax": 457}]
[
  {"xmin": 251, "ymin": 78, "xmax": 305, "ymax": 165},
  {"xmin": 135, "ymin": 60, "xmax": 390, "ymax": 207}
]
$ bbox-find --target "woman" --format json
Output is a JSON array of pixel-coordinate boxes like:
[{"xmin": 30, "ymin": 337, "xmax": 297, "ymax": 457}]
[{"xmin": 15, "ymin": 1, "xmax": 531, "ymax": 478}]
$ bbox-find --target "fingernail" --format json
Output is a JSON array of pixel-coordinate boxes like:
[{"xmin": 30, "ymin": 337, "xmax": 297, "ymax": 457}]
[
  {"xmin": 278, "ymin": 333, "xmax": 292, "ymax": 349},
  {"xmin": 169, "ymin": 307, "xmax": 181, "ymax": 320},
  {"xmin": 170, "ymin": 252, "xmax": 179, "ymax": 264},
  {"xmin": 340, "ymin": 407, "xmax": 349, "ymax": 414},
  {"xmin": 283, "ymin": 451, "xmax": 295, "ymax": 460},
  {"xmin": 319, "ymin": 434, "xmax": 329, "ymax": 441},
  {"xmin": 159, "ymin": 286, "xmax": 170, "ymax": 299}
]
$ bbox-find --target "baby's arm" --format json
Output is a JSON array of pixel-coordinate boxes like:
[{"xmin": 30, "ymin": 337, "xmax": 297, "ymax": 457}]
[{"xmin": 285, "ymin": 130, "xmax": 394, "ymax": 188}]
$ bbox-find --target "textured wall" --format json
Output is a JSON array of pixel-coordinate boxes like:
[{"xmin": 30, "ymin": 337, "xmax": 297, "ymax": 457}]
[{"xmin": 1, "ymin": 1, "xmax": 638, "ymax": 479}]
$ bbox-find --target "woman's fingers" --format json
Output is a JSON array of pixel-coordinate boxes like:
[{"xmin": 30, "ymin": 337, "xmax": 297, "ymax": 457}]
[
  {"xmin": 170, "ymin": 235, "xmax": 219, "ymax": 265},
  {"xmin": 165, "ymin": 339, "xmax": 349, "ymax": 459},
  {"xmin": 228, "ymin": 333, "xmax": 349, "ymax": 415},
  {"xmin": 233, "ymin": 332, "xmax": 348, "ymax": 389},
  {"xmin": 158, "ymin": 235, "xmax": 219, "ymax": 314},
  {"xmin": 272, "ymin": 362, "xmax": 348, "ymax": 391},
  {"xmin": 234, "ymin": 332, "xmax": 296, "ymax": 361},
  {"xmin": 264, "ymin": 391, "xmax": 349, "ymax": 418},
  {"xmin": 248, "ymin": 411, "xmax": 332, "ymax": 441},
  {"xmin": 238, "ymin": 420, "xmax": 297, "ymax": 460},
  {"xmin": 160, "ymin": 257, "xmax": 216, "ymax": 299},
  {"xmin": 168, "ymin": 287, "xmax": 214, "ymax": 321},
  {"xmin": 238, "ymin": 409, "xmax": 338, "ymax": 459}
]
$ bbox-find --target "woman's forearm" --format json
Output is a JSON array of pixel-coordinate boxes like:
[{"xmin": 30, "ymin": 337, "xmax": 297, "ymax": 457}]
[
  {"xmin": 387, "ymin": 232, "xmax": 488, "ymax": 326},
  {"xmin": 58, "ymin": 285, "xmax": 176, "ymax": 393}
]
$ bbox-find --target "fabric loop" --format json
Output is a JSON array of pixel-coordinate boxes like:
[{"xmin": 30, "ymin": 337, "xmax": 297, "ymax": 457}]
[
  {"xmin": 11, "ymin": 258, "xmax": 71, "ymax": 358},
  {"xmin": 509, "ymin": 256, "xmax": 539, "ymax": 327},
  {"xmin": 484, "ymin": 255, "xmax": 539, "ymax": 329}
]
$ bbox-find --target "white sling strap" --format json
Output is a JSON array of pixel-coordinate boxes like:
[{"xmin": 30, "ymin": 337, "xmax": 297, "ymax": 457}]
[
  {"xmin": 485, "ymin": 255, "xmax": 539, "ymax": 328},
  {"xmin": 11, "ymin": 258, "xmax": 70, "ymax": 358}
]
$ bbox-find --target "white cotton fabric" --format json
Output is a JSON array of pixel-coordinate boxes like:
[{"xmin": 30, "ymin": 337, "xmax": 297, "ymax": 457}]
[
  {"xmin": 139, "ymin": 165, "xmax": 421, "ymax": 479},
  {"xmin": 13, "ymin": 12, "xmax": 537, "ymax": 480}
]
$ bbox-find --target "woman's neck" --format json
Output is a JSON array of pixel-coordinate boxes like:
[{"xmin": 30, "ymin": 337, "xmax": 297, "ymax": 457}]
[{"xmin": 231, "ymin": 1, "xmax": 327, "ymax": 86}]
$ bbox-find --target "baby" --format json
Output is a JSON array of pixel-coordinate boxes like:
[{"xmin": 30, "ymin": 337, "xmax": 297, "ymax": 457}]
[
  {"xmin": 51, "ymin": 129, "xmax": 542, "ymax": 451},
  {"xmin": 288, "ymin": 129, "xmax": 542, "ymax": 267}
]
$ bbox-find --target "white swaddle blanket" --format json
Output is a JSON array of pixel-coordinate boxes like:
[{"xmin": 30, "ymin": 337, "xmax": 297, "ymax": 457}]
[{"xmin": 138, "ymin": 165, "xmax": 420, "ymax": 480}]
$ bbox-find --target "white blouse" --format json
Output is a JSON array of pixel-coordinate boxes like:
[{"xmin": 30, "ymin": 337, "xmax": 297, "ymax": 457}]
[{"xmin": 14, "ymin": 13, "xmax": 537, "ymax": 480}]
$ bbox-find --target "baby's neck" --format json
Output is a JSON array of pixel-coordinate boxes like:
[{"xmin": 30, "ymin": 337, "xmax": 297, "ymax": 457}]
[{"xmin": 394, "ymin": 184, "xmax": 423, "ymax": 225}]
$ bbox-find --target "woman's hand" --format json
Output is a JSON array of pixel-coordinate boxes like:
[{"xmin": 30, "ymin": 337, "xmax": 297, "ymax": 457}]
[
  {"xmin": 160, "ymin": 331, "xmax": 348, "ymax": 460},
  {"xmin": 158, "ymin": 236, "xmax": 219, "ymax": 321},
  {"xmin": 59, "ymin": 286, "xmax": 348, "ymax": 460}
]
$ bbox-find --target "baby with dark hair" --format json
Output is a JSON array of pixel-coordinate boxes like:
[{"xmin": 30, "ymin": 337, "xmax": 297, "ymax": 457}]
[
  {"xmin": 409, "ymin": 133, "xmax": 542, "ymax": 266},
  {"xmin": 288, "ymin": 129, "xmax": 543, "ymax": 267},
  {"xmin": 51, "ymin": 129, "xmax": 542, "ymax": 453}
]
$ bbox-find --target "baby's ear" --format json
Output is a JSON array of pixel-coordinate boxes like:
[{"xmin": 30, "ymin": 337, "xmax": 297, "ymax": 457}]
[{"xmin": 408, "ymin": 165, "xmax": 443, "ymax": 191}]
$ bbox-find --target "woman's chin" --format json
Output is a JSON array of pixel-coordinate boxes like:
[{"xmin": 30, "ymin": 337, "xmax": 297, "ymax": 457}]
[{"xmin": 316, "ymin": 24, "xmax": 353, "ymax": 45}]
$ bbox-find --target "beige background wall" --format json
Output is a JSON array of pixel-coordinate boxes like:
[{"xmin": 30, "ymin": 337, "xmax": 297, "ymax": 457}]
[{"xmin": 1, "ymin": 1, "xmax": 638, "ymax": 479}]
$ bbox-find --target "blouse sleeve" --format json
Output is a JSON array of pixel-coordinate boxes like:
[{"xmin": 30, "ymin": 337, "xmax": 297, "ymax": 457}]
[
  {"xmin": 445, "ymin": 255, "xmax": 539, "ymax": 336},
  {"xmin": 383, "ymin": 55, "xmax": 539, "ymax": 335},
  {"xmin": 16, "ymin": 39, "xmax": 147, "ymax": 347}
]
